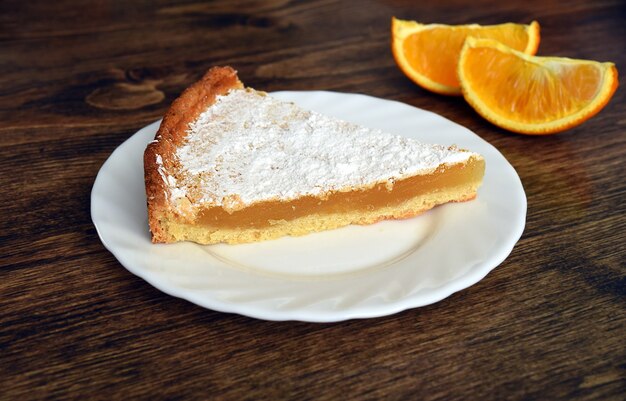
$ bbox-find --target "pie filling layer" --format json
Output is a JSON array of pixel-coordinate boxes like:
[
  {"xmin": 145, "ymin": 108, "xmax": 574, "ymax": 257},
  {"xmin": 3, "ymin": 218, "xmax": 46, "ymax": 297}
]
[{"xmin": 196, "ymin": 157, "xmax": 484, "ymax": 228}]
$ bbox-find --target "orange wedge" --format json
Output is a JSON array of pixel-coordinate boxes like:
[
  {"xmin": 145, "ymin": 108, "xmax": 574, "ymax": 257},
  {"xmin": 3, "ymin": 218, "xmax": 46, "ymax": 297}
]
[
  {"xmin": 458, "ymin": 38, "xmax": 619, "ymax": 134},
  {"xmin": 392, "ymin": 18, "xmax": 540, "ymax": 95}
]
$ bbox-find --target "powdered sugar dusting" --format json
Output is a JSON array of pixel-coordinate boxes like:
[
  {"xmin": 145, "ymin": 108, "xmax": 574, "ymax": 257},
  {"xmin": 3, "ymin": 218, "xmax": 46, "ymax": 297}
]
[{"xmin": 171, "ymin": 89, "xmax": 475, "ymax": 208}]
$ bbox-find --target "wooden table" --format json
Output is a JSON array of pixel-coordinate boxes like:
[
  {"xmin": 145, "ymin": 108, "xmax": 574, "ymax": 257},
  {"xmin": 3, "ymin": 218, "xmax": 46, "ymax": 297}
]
[{"xmin": 1, "ymin": 1, "xmax": 624, "ymax": 399}]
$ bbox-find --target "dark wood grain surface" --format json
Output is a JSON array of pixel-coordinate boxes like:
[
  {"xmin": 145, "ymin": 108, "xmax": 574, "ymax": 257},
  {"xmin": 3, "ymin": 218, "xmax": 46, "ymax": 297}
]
[{"xmin": 1, "ymin": 1, "xmax": 624, "ymax": 399}]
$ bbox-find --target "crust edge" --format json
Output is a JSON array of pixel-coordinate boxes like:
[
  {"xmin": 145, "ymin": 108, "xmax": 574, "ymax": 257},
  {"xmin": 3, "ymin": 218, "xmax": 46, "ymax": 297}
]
[{"xmin": 143, "ymin": 66, "xmax": 244, "ymax": 243}]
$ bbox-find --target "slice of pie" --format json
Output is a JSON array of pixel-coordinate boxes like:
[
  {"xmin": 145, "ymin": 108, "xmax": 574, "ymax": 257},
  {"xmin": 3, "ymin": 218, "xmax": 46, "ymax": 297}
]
[{"xmin": 144, "ymin": 66, "xmax": 485, "ymax": 244}]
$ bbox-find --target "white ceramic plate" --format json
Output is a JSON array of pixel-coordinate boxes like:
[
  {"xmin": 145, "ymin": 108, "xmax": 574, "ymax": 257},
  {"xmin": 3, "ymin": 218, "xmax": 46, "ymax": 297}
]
[{"xmin": 91, "ymin": 91, "xmax": 526, "ymax": 322}]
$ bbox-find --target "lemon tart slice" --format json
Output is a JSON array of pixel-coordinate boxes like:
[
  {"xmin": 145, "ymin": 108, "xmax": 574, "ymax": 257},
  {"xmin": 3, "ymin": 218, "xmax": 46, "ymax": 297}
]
[{"xmin": 144, "ymin": 66, "xmax": 485, "ymax": 244}]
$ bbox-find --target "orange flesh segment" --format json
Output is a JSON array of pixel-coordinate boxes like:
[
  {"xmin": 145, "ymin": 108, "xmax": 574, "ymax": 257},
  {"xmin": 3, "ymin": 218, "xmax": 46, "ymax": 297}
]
[
  {"xmin": 461, "ymin": 44, "xmax": 616, "ymax": 127},
  {"xmin": 464, "ymin": 48, "xmax": 603, "ymax": 123},
  {"xmin": 403, "ymin": 25, "xmax": 534, "ymax": 88},
  {"xmin": 197, "ymin": 158, "xmax": 485, "ymax": 228}
]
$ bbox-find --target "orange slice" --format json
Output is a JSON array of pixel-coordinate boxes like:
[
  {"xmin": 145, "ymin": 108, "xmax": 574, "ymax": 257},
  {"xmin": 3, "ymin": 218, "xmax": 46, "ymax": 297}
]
[
  {"xmin": 458, "ymin": 38, "xmax": 619, "ymax": 134},
  {"xmin": 391, "ymin": 18, "xmax": 540, "ymax": 95}
]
